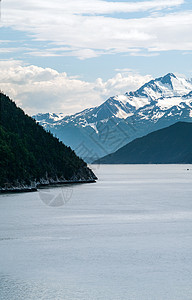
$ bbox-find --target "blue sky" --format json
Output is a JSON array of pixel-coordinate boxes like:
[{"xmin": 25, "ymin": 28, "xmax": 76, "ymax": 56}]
[{"xmin": 0, "ymin": 0, "xmax": 192, "ymax": 114}]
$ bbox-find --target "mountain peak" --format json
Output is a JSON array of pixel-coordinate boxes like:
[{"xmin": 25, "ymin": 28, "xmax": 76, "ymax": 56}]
[
  {"xmin": 158, "ymin": 73, "xmax": 176, "ymax": 86},
  {"xmin": 126, "ymin": 72, "xmax": 192, "ymax": 101},
  {"xmin": 33, "ymin": 72, "xmax": 192, "ymax": 162},
  {"xmin": 162, "ymin": 72, "xmax": 176, "ymax": 79}
]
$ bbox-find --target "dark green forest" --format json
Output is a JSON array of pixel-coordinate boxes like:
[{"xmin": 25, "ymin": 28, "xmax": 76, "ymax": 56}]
[
  {"xmin": 0, "ymin": 92, "xmax": 95, "ymax": 188},
  {"xmin": 95, "ymin": 121, "xmax": 192, "ymax": 164}
]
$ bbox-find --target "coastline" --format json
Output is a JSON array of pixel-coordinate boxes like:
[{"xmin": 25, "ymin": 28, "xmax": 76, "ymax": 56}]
[{"xmin": 0, "ymin": 178, "xmax": 97, "ymax": 194}]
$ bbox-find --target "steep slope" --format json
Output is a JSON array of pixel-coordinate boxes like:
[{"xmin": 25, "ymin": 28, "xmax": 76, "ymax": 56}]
[
  {"xmin": 34, "ymin": 73, "xmax": 192, "ymax": 162},
  {"xmin": 0, "ymin": 93, "xmax": 96, "ymax": 191},
  {"xmin": 94, "ymin": 122, "xmax": 192, "ymax": 164}
]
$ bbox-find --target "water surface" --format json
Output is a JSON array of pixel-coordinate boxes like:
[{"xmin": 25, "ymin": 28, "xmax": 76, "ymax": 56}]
[{"xmin": 0, "ymin": 165, "xmax": 192, "ymax": 300}]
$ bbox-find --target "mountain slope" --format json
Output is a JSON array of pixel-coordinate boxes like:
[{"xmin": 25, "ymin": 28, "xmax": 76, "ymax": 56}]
[
  {"xmin": 0, "ymin": 93, "xmax": 96, "ymax": 191},
  {"xmin": 34, "ymin": 73, "xmax": 192, "ymax": 162},
  {"xmin": 94, "ymin": 122, "xmax": 192, "ymax": 164}
]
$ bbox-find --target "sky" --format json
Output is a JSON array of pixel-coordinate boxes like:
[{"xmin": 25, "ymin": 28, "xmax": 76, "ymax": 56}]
[{"xmin": 0, "ymin": 0, "xmax": 192, "ymax": 115}]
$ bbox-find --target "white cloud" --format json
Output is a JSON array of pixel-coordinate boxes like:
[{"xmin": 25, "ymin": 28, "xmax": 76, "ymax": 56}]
[
  {"xmin": 130, "ymin": 52, "xmax": 159, "ymax": 57},
  {"xmin": 0, "ymin": 60, "xmax": 152, "ymax": 115},
  {"xmin": 3, "ymin": 0, "xmax": 184, "ymax": 16},
  {"xmin": 1, "ymin": 0, "xmax": 190, "ymax": 59},
  {"xmin": 114, "ymin": 68, "xmax": 135, "ymax": 73}
]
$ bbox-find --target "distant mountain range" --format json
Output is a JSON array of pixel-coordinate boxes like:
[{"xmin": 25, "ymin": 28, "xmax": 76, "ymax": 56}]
[
  {"xmin": 0, "ymin": 93, "xmax": 96, "ymax": 192},
  {"xmin": 34, "ymin": 73, "xmax": 192, "ymax": 162},
  {"xmin": 94, "ymin": 122, "xmax": 192, "ymax": 164}
]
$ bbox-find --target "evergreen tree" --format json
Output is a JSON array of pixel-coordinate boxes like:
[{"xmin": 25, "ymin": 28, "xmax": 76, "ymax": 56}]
[{"xmin": 0, "ymin": 93, "xmax": 96, "ymax": 188}]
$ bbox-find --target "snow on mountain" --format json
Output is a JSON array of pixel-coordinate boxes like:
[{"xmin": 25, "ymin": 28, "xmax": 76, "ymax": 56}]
[
  {"xmin": 35, "ymin": 112, "xmax": 65, "ymax": 126},
  {"xmin": 128, "ymin": 73, "xmax": 192, "ymax": 99},
  {"xmin": 33, "ymin": 73, "xmax": 192, "ymax": 162}
]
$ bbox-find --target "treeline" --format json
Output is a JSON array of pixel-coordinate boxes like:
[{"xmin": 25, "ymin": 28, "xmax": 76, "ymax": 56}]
[{"xmin": 0, "ymin": 93, "xmax": 90, "ymax": 187}]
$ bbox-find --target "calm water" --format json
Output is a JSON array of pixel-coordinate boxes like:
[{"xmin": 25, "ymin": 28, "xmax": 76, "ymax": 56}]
[{"xmin": 0, "ymin": 165, "xmax": 192, "ymax": 300}]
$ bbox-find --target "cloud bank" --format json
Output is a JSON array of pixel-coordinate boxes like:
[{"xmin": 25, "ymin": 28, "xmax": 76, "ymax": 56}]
[
  {"xmin": 0, "ymin": 60, "xmax": 152, "ymax": 115},
  {"xmin": 2, "ymin": 0, "xmax": 190, "ymax": 59}
]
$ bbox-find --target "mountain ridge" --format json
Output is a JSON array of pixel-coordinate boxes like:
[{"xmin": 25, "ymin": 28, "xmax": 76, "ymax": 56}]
[
  {"xmin": 93, "ymin": 122, "xmax": 192, "ymax": 164},
  {"xmin": 34, "ymin": 73, "xmax": 192, "ymax": 162}
]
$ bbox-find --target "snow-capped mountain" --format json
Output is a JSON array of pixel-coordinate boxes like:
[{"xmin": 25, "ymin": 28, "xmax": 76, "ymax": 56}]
[{"xmin": 33, "ymin": 73, "xmax": 192, "ymax": 162}]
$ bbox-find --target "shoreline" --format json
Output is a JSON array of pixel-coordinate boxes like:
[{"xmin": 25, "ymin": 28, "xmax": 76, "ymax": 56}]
[{"xmin": 0, "ymin": 179, "xmax": 97, "ymax": 194}]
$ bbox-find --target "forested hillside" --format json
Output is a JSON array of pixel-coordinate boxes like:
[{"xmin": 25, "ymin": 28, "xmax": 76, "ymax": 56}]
[
  {"xmin": 94, "ymin": 122, "xmax": 192, "ymax": 164},
  {"xmin": 0, "ymin": 92, "xmax": 96, "ymax": 190}
]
